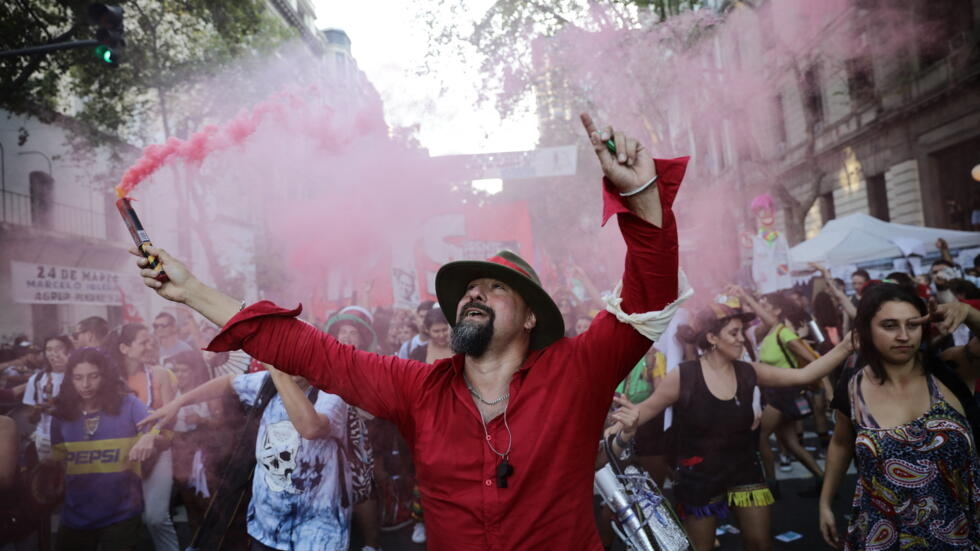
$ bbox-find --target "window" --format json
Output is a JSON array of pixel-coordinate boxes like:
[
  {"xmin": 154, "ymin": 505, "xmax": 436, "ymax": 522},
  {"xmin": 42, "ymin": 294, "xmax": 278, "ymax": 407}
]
[
  {"xmin": 29, "ymin": 171, "xmax": 54, "ymax": 229},
  {"xmin": 866, "ymin": 173, "xmax": 889, "ymax": 221},
  {"xmin": 845, "ymin": 57, "xmax": 875, "ymax": 106},
  {"xmin": 802, "ymin": 64, "xmax": 825, "ymax": 125},
  {"xmin": 772, "ymin": 93, "xmax": 788, "ymax": 147},
  {"xmin": 916, "ymin": 0, "xmax": 974, "ymax": 68},
  {"xmin": 819, "ymin": 191, "xmax": 836, "ymax": 224}
]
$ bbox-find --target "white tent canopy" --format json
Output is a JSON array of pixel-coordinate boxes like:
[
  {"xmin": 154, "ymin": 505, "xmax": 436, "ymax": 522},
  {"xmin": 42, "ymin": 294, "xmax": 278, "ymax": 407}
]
[{"xmin": 789, "ymin": 213, "xmax": 980, "ymax": 268}]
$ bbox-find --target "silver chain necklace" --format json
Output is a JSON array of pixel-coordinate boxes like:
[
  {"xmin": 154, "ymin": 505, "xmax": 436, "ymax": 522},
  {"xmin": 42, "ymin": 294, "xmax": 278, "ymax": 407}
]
[
  {"xmin": 465, "ymin": 375, "xmax": 515, "ymax": 488},
  {"xmin": 464, "ymin": 377, "xmax": 510, "ymax": 406}
]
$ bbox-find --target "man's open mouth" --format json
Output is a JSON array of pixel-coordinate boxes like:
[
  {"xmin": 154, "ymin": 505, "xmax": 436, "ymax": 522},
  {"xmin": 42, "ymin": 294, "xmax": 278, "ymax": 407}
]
[{"xmin": 459, "ymin": 303, "xmax": 493, "ymax": 323}]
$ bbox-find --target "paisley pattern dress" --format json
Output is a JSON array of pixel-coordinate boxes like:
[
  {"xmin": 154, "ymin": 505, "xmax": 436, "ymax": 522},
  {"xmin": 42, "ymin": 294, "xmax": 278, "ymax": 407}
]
[{"xmin": 845, "ymin": 370, "xmax": 980, "ymax": 550}]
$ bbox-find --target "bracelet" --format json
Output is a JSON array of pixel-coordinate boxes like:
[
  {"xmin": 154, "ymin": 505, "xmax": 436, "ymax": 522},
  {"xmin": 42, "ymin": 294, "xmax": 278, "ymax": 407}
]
[
  {"xmin": 618, "ymin": 175, "xmax": 658, "ymax": 197},
  {"xmin": 149, "ymin": 426, "xmax": 161, "ymax": 436}
]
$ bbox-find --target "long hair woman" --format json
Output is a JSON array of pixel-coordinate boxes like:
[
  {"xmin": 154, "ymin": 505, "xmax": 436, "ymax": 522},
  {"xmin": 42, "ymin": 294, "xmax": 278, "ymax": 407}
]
[
  {"xmin": 819, "ymin": 283, "xmax": 980, "ymax": 549},
  {"xmin": 23, "ymin": 335, "xmax": 74, "ymax": 460},
  {"xmin": 107, "ymin": 324, "xmax": 179, "ymax": 551},
  {"xmin": 50, "ymin": 348, "xmax": 161, "ymax": 551},
  {"xmin": 625, "ymin": 304, "xmax": 855, "ymax": 551}
]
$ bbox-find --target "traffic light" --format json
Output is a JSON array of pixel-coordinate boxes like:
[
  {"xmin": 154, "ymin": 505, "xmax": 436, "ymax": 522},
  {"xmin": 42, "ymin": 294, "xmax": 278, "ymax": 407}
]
[{"xmin": 88, "ymin": 4, "xmax": 124, "ymax": 66}]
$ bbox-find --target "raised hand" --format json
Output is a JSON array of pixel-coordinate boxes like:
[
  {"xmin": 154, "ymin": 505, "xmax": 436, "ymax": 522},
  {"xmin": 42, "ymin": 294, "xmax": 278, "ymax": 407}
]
[
  {"xmin": 912, "ymin": 301, "xmax": 975, "ymax": 335},
  {"xmin": 580, "ymin": 113, "xmax": 657, "ymax": 196},
  {"xmin": 809, "ymin": 262, "xmax": 831, "ymax": 278},
  {"xmin": 131, "ymin": 245, "xmax": 196, "ymax": 303}
]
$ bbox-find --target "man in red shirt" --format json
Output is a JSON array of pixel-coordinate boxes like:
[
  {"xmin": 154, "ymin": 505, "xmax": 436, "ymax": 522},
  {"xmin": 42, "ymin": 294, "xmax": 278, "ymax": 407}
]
[{"xmin": 136, "ymin": 114, "xmax": 690, "ymax": 550}]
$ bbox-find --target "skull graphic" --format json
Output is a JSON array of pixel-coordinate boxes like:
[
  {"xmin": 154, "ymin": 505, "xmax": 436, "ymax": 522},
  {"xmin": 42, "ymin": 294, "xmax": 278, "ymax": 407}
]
[{"xmin": 258, "ymin": 421, "xmax": 301, "ymax": 494}]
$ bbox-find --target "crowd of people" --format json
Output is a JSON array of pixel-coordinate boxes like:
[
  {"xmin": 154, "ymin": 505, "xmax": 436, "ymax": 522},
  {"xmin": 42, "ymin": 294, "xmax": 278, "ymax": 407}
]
[
  {"xmin": 0, "ymin": 304, "xmax": 450, "ymax": 551},
  {"xmin": 1, "ymin": 115, "xmax": 979, "ymax": 551}
]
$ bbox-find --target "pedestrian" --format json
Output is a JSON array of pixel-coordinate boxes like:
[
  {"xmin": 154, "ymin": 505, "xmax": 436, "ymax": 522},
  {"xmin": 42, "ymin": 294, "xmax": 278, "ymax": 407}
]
[
  {"xmin": 626, "ymin": 303, "xmax": 853, "ymax": 551},
  {"xmin": 138, "ymin": 362, "xmax": 352, "ymax": 550},
  {"xmin": 819, "ymin": 284, "xmax": 980, "ymax": 550},
  {"xmin": 108, "ymin": 324, "xmax": 180, "ymax": 551},
  {"xmin": 747, "ymin": 290, "xmax": 826, "ymax": 491},
  {"xmin": 168, "ymin": 350, "xmax": 220, "ymax": 536},
  {"xmin": 70, "ymin": 317, "xmax": 110, "ymax": 350},
  {"xmin": 133, "ymin": 113, "xmax": 689, "ymax": 549},
  {"xmin": 324, "ymin": 306, "xmax": 383, "ymax": 551},
  {"xmin": 23, "ymin": 335, "xmax": 74, "ymax": 460},
  {"xmin": 153, "ymin": 313, "xmax": 193, "ymax": 360},
  {"xmin": 49, "ymin": 347, "xmax": 164, "ymax": 551},
  {"xmin": 408, "ymin": 307, "xmax": 452, "ymax": 363}
]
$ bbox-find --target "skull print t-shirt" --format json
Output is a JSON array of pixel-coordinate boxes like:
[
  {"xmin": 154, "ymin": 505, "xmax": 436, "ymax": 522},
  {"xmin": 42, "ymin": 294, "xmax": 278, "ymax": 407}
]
[{"xmin": 233, "ymin": 371, "xmax": 351, "ymax": 551}]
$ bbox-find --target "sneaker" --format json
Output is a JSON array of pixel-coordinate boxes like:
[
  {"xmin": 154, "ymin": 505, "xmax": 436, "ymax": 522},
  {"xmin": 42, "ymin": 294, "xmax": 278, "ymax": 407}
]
[
  {"xmin": 411, "ymin": 522, "xmax": 427, "ymax": 544},
  {"xmin": 778, "ymin": 455, "xmax": 793, "ymax": 472}
]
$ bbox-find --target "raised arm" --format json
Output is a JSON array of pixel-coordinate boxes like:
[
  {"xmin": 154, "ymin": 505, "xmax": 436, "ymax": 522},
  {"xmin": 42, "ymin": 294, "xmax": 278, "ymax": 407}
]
[
  {"xmin": 266, "ymin": 364, "xmax": 334, "ymax": 440},
  {"xmin": 634, "ymin": 368, "xmax": 681, "ymax": 427},
  {"xmin": 753, "ymin": 335, "xmax": 854, "ymax": 388},
  {"xmin": 727, "ymin": 284, "xmax": 779, "ymax": 331},
  {"xmin": 573, "ymin": 114, "xmax": 688, "ymax": 390},
  {"xmin": 810, "ymin": 263, "xmax": 857, "ymax": 320},
  {"xmin": 137, "ymin": 374, "xmax": 235, "ymax": 431},
  {"xmin": 135, "ymin": 249, "xmax": 431, "ymax": 433},
  {"xmin": 913, "ymin": 301, "xmax": 980, "ymax": 336}
]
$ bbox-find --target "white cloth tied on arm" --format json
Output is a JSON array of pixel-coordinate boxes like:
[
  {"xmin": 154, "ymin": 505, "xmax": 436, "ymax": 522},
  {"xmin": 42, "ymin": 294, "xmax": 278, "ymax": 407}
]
[{"xmin": 603, "ymin": 269, "xmax": 694, "ymax": 342}]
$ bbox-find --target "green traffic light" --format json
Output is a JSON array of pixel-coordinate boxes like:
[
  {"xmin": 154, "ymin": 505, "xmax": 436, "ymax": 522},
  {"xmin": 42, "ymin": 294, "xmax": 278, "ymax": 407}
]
[{"xmin": 94, "ymin": 44, "xmax": 114, "ymax": 63}]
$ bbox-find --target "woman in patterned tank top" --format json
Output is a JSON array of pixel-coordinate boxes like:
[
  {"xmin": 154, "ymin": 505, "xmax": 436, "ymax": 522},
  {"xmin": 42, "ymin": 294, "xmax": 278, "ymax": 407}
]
[{"xmin": 819, "ymin": 283, "xmax": 980, "ymax": 550}]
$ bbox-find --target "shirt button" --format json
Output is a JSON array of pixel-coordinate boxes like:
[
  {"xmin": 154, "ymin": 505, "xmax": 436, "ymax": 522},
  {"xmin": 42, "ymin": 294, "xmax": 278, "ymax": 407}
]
[
  {"xmin": 484, "ymin": 479, "xmax": 493, "ymax": 487},
  {"xmin": 486, "ymin": 435, "xmax": 492, "ymax": 441}
]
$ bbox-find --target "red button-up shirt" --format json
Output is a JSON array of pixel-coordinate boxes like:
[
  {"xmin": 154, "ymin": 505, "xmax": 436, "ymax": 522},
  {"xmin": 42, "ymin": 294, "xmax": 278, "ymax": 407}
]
[{"xmin": 208, "ymin": 157, "xmax": 689, "ymax": 550}]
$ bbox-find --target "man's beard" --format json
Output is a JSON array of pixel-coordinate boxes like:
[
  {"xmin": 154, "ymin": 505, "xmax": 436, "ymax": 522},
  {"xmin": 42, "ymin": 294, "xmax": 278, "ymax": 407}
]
[{"xmin": 452, "ymin": 302, "xmax": 495, "ymax": 357}]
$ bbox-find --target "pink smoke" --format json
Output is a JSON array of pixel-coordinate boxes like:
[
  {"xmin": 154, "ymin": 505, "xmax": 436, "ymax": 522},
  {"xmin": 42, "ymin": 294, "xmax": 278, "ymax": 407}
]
[{"xmin": 115, "ymin": 91, "xmax": 300, "ymax": 198}]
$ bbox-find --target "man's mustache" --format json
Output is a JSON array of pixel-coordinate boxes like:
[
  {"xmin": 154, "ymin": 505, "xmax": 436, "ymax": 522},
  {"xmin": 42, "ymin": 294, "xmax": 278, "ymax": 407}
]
[{"xmin": 457, "ymin": 301, "xmax": 494, "ymax": 323}]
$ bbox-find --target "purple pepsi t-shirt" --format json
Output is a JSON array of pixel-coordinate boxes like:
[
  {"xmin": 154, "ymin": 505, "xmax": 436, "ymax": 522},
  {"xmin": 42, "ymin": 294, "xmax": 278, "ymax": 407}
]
[{"xmin": 51, "ymin": 394, "xmax": 147, "ymax": 529}]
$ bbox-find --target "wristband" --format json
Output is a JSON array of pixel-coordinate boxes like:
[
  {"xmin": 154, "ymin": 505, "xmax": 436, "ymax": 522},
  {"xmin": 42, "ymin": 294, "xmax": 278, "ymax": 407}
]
[{"xmin": 618, "ymin": 175, "xmax": 658, "ymax": 197}]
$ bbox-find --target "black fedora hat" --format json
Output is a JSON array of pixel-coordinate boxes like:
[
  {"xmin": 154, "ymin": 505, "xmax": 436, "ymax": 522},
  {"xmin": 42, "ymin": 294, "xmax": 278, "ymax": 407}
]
[{"xmin": 435, "ymin": 250, "xmax": 564, "ymax": 350}]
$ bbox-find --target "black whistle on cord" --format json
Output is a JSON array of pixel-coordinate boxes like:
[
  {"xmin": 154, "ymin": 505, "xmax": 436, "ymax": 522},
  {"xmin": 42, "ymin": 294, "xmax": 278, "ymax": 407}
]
[{"xmin": 116, "ymin": 197, "xmax": 169, "ymax": 283}]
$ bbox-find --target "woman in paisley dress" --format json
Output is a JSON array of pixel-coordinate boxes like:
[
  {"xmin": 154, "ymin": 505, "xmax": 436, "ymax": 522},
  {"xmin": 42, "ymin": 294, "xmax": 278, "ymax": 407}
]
[{"xmin": 819, "ymin": 283, "xmax": 980, "ymax": 550}]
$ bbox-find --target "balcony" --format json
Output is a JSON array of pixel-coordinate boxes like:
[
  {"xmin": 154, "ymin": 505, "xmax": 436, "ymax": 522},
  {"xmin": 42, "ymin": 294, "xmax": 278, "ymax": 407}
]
[{"xmin": 0, "ymin": 188, "xmax": 109, "ymax": 241}]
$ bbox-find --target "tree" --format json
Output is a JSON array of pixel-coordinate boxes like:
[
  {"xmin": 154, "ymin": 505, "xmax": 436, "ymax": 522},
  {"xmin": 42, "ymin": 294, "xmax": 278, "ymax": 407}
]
[
  {"xmin": 1, "ymin": 0, "xmax": 296, "ymax": 146},
  {"xmin": 2, "ymin": 1, "xmax": 300, "ymax": 298}
]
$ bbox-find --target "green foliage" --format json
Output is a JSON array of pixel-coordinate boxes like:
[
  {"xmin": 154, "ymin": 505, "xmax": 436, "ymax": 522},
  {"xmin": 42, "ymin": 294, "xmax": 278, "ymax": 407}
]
[{"xmin": 1, "ymin": 0, "xmax": 297, "ymax": 144}]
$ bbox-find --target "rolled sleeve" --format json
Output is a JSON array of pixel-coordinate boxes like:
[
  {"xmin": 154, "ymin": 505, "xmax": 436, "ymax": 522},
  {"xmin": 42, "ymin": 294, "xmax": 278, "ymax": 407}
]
[
  {"xmin": 574, "ymin": 156, "xmax": 689, "ymax": 389},
  {"xmin": 206, "ymin": 301, "xmax": 427, "ymax": 426}
]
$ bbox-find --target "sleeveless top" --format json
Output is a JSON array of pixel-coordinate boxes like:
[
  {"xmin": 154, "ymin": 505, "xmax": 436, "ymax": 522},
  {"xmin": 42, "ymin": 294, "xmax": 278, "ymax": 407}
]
[
  {"xmin": 674, "ymin": 359, "xmax": 763, "ymax": 477},
  {"xmin": 845, "ymin": 370, "xmax": 980, "ymax": 550}
]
